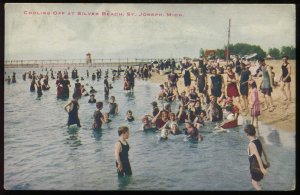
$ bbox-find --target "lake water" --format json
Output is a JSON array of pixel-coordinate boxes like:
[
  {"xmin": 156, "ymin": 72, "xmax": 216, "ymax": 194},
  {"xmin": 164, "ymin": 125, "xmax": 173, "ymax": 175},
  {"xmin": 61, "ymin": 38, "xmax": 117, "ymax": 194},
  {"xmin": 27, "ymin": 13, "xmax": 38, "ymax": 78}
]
[{"xmin": 4, "ymin": 67, "xmax": 295, "ymax": 190}]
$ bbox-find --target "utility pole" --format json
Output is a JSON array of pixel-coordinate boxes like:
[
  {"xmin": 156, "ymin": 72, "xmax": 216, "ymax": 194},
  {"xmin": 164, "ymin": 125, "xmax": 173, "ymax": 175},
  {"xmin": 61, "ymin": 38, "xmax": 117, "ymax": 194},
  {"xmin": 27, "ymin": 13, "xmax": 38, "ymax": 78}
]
[{"xmin": 226, "ymin": 19, "xmax": 231, "ymax": 66}]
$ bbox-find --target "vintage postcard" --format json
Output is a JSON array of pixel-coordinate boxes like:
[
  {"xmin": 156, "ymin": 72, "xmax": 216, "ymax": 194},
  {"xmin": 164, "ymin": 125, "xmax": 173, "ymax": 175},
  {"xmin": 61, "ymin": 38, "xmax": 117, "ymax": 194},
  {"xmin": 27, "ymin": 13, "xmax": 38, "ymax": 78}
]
[{"xmin": 4, "ymin": 3, "xmax": 295, "ymax": 191}]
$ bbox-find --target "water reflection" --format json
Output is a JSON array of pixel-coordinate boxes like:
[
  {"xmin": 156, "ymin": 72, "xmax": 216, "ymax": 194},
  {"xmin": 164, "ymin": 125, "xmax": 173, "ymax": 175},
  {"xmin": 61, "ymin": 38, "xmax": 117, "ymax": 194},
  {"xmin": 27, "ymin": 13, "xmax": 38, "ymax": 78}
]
[
  {"xmin": 125, "ymin": 91, "xmax": 135, "ymax": 101},
  {"xmin": 65, "ymin": 126, "xmax": 82, "ymax": 149},
  {"xmin": 117, "ymin": 176, "xmax": 132, "ymax": 190},
  {"xmin": 92, "ymin": 128, "xmax": 102, "ymax": 141},
  {"xmin": 104, "ymin": 96, "xmax": 109, "ymax": 104},
  {"xmin": 266, "ymin": 129, "xmax": 282, "ymax": 147}
]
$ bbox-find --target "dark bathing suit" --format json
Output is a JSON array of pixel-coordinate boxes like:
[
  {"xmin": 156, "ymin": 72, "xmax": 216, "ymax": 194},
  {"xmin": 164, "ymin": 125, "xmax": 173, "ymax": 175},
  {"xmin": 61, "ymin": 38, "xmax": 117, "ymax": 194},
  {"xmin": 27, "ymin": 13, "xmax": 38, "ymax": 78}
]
[
  {"xmin": 281, "ymin": 64, "xmax": 291, "ymax": 83},
  {"xmin": 248, "ymin": 139, "xmax": 264, "ymax": 182},
  {"xmin": 116, "ymin": 141, "xmax": 132, "ymax": 177}
]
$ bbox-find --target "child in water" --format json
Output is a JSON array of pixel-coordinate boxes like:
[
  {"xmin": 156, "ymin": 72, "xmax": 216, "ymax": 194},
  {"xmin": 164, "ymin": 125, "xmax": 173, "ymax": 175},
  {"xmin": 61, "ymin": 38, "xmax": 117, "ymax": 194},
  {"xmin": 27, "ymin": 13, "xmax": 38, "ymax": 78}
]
[
  {"xmin": 92, "ymin": 102, "xmax": 104, "ymax": 129},
  {"xmin": 114, "ymin": 126, "xmax": 132, "ymax": 177},
  {"xmin": 103, "ymin": 112, "xmax": 112, "ymax": 123},
  {"xmin": 109, "ymin": 96, "xmax": 119, "ymax": 115},
  {"xmin": 88, "ymin": 94, "xmax": 96, "ymax": 103},
  {"xmin": 140, "ymin": 115, "xmax": 154, "ymax": 131},
  {"xmin": 160, "ymin": 128, "xmax": 169, "ymax": 140},
  {"xmin": 125, "ymin": 110, "xmax": 135, "ymax": 122}
]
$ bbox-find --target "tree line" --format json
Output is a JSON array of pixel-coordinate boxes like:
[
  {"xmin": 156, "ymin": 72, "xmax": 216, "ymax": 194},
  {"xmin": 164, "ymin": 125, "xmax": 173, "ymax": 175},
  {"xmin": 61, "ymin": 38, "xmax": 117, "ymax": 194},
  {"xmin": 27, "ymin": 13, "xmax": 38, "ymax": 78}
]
[{"xmin": 200, "ymin": 43, "xmax": 295, "ymax": 60}]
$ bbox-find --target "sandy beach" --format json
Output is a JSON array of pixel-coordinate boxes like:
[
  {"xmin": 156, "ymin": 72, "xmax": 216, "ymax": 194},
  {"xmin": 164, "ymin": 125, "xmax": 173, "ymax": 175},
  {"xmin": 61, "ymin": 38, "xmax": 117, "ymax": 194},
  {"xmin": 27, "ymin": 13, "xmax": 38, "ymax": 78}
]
[{"xmin": 149, "ymin": 60, "xmax": 296, "ymax": 133}]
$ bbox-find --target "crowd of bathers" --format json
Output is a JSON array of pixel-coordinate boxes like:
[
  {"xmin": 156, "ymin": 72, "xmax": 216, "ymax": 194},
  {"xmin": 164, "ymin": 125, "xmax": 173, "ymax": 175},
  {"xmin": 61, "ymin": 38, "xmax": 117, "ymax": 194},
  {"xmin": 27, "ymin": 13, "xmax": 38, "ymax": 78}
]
[{"xmin": 4, "ymin": 55, "xmax": 292, "ymax": 141}]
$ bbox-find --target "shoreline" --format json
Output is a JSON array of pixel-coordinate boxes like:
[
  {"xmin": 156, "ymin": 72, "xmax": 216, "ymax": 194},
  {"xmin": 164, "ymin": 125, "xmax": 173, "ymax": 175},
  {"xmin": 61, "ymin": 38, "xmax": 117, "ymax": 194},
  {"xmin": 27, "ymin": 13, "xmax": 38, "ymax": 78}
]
[{"xmin": 148, "ymin": 60, "xmax": 296, "ymax": 134}]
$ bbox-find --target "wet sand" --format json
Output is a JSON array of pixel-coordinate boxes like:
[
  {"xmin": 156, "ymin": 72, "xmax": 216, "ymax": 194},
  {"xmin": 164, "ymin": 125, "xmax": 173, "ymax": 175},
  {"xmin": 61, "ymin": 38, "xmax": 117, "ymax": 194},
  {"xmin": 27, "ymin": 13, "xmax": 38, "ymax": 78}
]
[{"xmin": 148, "ymin": 60, "xmax": 296, "ymax": 133}]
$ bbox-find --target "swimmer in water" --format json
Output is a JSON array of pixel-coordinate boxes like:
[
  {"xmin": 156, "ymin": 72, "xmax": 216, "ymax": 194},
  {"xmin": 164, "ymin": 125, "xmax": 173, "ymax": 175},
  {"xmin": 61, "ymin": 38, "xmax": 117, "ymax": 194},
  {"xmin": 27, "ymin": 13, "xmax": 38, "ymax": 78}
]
[
  {"xmin": 160, "ymin": 128, "xmax": 169, "ymax": 140},
  {"xmin": 90, "ymin": 86, "xmax": 97, "ymax": 93},
  {"xmin": 92, "ymin": 102, "xmax": 105, "ymax": 129},
  {"xmin": 140, "ymin": 115, "xmax": 154, "ymax": 131},
  {"xmin": 109, "ymin": 96, "xmax": 119, "ymax": 115},
  {"xmin": 184, "ymin": 120, "xmax": 203, "ymax": 141},
  {"xmin": 64, "ymin": 95, "xmax": 81, "ymax": 128},
  {"xmin": 115, "ymin": 126, "xmax": 132, "ymax": 177},
  {"xmin": 88, "ymin": 94, "xmax": 96, "ymax": 103},
  {"xmin": 125, "ymin": 110, "xmax": 135, "ymax": 122},
  {"xmin": 103, "ymin": 112, "xmax": 112, "ymax": 123}
]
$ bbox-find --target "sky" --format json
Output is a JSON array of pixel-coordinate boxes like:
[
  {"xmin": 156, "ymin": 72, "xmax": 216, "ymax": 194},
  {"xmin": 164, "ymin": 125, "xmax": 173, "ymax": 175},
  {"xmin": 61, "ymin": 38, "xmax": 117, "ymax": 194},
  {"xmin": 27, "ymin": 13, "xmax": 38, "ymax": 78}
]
[{"xmin": 5, "ymin": 3, "xmax": 296, "ymax": 60}]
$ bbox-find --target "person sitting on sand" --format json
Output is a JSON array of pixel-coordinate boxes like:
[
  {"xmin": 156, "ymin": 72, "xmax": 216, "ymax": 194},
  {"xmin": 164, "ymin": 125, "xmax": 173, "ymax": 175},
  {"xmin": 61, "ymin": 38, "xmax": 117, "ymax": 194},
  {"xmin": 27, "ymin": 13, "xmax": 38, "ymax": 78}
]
[{"xmin": 217, "ymin": 97, "xmax": 239, "ymax": 130}]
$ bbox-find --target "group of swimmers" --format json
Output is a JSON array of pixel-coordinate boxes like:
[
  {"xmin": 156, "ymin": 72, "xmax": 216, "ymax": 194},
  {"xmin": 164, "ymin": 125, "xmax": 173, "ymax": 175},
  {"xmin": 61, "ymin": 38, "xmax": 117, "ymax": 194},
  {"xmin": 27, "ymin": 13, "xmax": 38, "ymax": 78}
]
[{"xmin": 4, "ymin": 56, "xmax": 291, "ymax": 188}]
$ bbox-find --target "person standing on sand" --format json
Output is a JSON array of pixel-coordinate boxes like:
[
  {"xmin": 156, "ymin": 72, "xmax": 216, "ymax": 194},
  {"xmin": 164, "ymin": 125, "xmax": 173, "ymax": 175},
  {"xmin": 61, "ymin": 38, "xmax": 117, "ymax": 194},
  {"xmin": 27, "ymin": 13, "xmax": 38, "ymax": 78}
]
[
  {"xmin": 196, "ymin": 68, "xmax": 207, "ymax": 107},
  {"xmin": 258, "ymin": 58, "xmax": 275, "ymax": 112},
  {"xmin": 239, "ymin": 63, "xmax": 252, "ymax": 112},
  {"xmin": 225, "ymin": 66, "xmax": 242, "ymax": 112},
  {"xmin": 115, "ymin": 126, "xmax": 132, "ymax": 177},
  {"xmin": 168, "ymin": 69, "xmax": 179, "ymax": 91},
  {"xmin": 182, "ymin": 67, "xmax": 191, "ymax": 92},
  {"xmin": 244, "ymin": 124, "xmax": 270, "ymax": 191},
  {"xmin": 249, "ymin": 80, "xmax": 260, "ymax": 128},
  {"xmin": 209, "ymin": 68, "xmax": 224, "ymax": 99},
  {"xmin": 280, "ymin": 55, "xmax": 292, "ymax": 102}
]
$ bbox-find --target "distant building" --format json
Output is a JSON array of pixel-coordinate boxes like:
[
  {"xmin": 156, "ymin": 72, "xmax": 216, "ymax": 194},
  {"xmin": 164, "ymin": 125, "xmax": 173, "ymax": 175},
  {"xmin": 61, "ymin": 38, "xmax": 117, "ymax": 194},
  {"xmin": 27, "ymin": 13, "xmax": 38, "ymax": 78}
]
[{"xmin": 204, "ymin": 50, "xmax": 217, "ymax": 59}]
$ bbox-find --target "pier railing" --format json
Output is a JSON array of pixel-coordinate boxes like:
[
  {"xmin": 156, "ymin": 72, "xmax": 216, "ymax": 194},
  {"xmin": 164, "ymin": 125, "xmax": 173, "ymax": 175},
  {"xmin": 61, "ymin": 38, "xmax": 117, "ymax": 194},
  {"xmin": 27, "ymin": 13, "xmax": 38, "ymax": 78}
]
[{"xmin": 4, "ymin": 58, "xmax": 182, "ymax": 68}]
